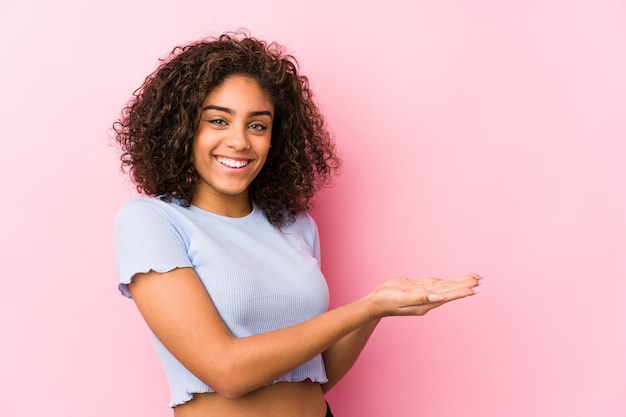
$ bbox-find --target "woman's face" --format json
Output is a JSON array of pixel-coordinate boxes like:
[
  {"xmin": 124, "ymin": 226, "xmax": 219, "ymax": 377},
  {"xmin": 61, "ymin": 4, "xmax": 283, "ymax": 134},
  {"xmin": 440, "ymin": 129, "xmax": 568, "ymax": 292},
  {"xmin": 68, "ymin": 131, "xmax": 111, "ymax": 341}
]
[{"xmin": 191, "ymin": 74, "xmax": 274, "ymax": 213}]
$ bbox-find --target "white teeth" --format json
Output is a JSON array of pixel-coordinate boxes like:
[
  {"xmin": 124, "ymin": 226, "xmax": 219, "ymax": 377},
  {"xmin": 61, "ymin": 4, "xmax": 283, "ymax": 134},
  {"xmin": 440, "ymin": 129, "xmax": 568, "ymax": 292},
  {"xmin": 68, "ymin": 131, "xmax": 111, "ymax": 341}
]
[{"xmin": 216, "ymin": 156, "xmax": 249, "ymax": 168}]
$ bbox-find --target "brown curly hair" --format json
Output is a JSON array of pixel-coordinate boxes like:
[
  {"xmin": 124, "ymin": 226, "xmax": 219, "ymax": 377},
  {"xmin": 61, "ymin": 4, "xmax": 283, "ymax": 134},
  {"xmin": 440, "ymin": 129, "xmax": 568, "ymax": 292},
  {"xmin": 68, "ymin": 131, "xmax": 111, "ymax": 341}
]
[{"xmin": 113, "ymin": 32, "xmax": 340, "ymax": 226}]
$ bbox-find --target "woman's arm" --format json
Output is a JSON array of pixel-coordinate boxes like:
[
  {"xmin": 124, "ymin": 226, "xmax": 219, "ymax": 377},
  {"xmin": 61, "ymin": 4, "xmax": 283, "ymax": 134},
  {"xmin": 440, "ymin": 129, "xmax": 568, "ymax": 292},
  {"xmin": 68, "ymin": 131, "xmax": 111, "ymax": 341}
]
[
  {"xmin": 129, "ymin": 268, "xmax": 478, "ymax": 399},
  {"xmin": 321, "ymin": 318, "xmax": 380, "ymax": 392}
]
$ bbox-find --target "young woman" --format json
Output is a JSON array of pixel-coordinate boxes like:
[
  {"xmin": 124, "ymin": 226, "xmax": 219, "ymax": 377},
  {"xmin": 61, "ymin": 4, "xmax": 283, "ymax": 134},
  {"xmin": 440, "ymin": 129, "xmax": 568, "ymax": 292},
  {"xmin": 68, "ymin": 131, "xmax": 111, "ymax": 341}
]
[{"xmin": 113, "ymin": 33, "xmax": 480, "ymax": 417}]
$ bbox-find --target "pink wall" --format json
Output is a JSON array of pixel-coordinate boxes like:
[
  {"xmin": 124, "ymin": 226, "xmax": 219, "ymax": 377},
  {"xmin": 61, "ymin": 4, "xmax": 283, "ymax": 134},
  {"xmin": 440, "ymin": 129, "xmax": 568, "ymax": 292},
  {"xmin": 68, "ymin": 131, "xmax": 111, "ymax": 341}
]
[{"xmin": 1, "ymin": 1, "xmax": 624, "ymax": 416}]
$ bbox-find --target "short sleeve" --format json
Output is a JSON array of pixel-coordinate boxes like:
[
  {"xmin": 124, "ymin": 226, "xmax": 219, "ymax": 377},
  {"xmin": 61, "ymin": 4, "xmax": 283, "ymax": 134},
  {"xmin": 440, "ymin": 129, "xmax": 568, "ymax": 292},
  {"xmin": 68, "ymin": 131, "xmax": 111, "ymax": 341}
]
[
  {"xmin": 114, "ymin": 197, "xmax": 193, "ymax": 298},
  {"xmin": 289, "ymin": 213, "xmax": 321, "ymax": 264},
  {"xmin": 306, "ymin": 214, "xmax": 322, "ymax": 264}
]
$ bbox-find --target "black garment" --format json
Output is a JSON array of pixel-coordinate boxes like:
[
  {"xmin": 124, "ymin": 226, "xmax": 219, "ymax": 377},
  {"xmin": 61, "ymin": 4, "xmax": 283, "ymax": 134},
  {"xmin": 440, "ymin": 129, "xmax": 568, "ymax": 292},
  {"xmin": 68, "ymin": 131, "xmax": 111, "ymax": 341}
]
[{"xmin": 326, "ymin": 402, "xmax": 334, "ymax": 417}]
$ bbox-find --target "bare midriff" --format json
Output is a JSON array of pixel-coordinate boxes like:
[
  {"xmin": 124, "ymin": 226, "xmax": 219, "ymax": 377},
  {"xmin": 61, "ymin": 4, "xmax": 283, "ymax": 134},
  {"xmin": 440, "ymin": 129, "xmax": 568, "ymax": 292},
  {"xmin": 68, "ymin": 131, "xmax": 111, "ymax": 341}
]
[{"xmin": 173, "ymin": 380, "xmax": 327, "ymax": 417}]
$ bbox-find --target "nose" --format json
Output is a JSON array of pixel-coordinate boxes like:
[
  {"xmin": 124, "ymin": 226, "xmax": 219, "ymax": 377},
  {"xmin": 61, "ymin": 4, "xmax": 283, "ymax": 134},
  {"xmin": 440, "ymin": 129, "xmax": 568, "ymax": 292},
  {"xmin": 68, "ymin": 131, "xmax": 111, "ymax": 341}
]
[{"xmin": 225, "ymin": 125, "xmax": 250, "ymax": 151}]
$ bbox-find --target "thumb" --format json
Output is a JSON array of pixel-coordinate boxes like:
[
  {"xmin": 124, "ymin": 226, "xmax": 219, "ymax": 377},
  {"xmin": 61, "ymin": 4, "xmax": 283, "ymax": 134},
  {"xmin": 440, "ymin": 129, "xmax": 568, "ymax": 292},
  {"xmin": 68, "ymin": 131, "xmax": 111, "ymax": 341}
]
[{"xmin": 406, "ymin": 287, "xmax": 444, "ymax": 303}]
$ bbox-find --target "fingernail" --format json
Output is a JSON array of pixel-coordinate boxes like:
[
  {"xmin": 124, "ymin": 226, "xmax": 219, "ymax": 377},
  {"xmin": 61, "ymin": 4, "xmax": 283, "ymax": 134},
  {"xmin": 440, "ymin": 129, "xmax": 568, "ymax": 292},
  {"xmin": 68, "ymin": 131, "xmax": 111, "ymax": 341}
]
[
  {"xmin": 477, "ymin": 276, "xmax": 485, "ymax": 280},
  {"xmin": 428, "ymin": 294, "xmax": 444, "ymax": 302}
]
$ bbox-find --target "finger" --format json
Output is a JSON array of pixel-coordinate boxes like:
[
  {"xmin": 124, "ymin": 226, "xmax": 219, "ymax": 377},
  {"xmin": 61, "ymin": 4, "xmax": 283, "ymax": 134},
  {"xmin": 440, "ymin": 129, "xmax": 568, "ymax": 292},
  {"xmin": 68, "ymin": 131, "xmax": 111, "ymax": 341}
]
[
  {"xmin": 452, "ymin": 273, "xmax": 481, "ymax": 282},
  {"xmin": 404, "ymin": 275, "xmax": 480, "ymax": 304},
  {"xmin": 427, "ymin": 293, "xmax": 444, "ymax": 302},
  {"xmin": 439, "ymin": 285, "xmax": 477, "ymax": 301},
  {"xmin": 400, "ymin": 288, "xmax": 441, "ymax": 308},
  {"xmin": 450, "ymin": 274, "xmax": 481, "ymax": 288},
  {"xmin": 405, "ymin": 277, "xmax": 440, "ymax": 286},
  {"xmin": 419, "ymin": 277, "xmax": 441, "ymax": 284},
  {"xmin": 423, "ymin": 281, "xmax": 478, "ymax": 300},
  {"xmin": 409, "ymin": 275, "xmax": 479, "ymax": 292}
]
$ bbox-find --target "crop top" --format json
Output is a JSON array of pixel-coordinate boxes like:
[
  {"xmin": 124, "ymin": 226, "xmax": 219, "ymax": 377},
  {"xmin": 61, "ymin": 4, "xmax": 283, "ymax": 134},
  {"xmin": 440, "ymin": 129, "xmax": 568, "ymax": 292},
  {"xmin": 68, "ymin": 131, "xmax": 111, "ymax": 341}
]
[{"xmin": 114, "ymin": 196, "xmax": 330, "ymax": 407}]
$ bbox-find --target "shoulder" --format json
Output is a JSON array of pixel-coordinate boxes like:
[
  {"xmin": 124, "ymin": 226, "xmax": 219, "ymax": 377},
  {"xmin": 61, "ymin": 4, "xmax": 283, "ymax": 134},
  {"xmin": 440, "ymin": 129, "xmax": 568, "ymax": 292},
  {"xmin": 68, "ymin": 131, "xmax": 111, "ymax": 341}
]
[
  {"xmin": 114, "ymin": 196, "xmax": 194, "ymax": 260},
  {"xmin": 280, "ymin": 211, "xmax": 318, "ymax": 235},
  {"xmin": 278, "ymin": 211, "xmax": 320, "ymax": 256},
  {"xmin": 114, "ymin": 196, "xmax": 194, "ymax": 243},
  {"xmin": 117, "ymin": 195, "xmax": 183, "ymax": 215},
  {"xmin": 116, "ymin": 196, "xmax": 186, "ymax": 223}
]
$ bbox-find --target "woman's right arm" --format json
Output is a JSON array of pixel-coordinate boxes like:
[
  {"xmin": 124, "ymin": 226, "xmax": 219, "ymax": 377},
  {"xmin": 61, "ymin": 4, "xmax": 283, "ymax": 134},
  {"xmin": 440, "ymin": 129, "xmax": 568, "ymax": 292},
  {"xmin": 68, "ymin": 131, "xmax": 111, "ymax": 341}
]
[{"xmin": 128, "ymin": 267, "xmax": 478, "ymax": 400}]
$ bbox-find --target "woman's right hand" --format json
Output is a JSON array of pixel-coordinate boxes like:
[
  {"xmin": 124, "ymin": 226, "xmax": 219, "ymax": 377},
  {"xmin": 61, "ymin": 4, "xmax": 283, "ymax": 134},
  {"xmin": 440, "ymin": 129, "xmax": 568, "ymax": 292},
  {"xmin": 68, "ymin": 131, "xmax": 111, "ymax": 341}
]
[{"xmin": 365, "ymin": 274, "xmax": 481, "ymax": 318}]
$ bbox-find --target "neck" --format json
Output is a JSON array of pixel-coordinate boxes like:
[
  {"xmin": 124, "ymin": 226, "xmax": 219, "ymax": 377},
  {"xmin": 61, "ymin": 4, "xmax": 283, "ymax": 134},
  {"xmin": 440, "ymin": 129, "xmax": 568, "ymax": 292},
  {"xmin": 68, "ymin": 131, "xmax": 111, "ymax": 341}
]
[{"xmin": 191, "ymin": 188, "xmax": 253, "ymax": 218}]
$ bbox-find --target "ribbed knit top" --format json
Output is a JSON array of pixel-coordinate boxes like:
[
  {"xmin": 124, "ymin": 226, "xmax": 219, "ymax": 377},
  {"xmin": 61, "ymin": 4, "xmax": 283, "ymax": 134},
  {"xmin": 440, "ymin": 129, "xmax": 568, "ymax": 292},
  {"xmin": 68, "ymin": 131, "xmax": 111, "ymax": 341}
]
[{"xmin": 114, "ymin": 196, "xmax": 329, "ymax": 407}]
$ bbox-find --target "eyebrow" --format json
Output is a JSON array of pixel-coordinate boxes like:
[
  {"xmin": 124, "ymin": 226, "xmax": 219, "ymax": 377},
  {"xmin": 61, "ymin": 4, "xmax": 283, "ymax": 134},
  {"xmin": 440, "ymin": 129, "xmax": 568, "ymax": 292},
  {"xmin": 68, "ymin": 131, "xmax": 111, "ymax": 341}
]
[{"xmin": 201, "ymin": 105, "xmax": 272, "ymax": 118}]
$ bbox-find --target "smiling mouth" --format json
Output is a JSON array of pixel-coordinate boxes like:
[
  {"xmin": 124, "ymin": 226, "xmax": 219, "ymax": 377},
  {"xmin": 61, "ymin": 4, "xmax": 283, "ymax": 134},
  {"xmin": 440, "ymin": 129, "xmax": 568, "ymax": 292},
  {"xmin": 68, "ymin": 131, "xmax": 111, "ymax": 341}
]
[{"xmin": 215, "ymin": 156, "xmax": 251, "ymax": 168}]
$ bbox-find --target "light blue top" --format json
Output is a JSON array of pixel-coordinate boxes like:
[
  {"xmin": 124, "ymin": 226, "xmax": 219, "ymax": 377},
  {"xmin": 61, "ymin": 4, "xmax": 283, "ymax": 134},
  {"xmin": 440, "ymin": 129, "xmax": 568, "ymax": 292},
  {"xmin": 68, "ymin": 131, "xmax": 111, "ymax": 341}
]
[{"xmin": 114, "ymin": 196, "xmax": 329, "ymax": 407}]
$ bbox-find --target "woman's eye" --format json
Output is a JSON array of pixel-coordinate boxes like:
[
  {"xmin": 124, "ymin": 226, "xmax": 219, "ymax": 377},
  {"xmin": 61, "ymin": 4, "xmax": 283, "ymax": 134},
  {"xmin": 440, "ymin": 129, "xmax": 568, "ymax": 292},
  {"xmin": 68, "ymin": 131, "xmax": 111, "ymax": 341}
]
[
  {"xmin": 208, "ymin": 119, "xmax": 227, "ymax": 126},
  {"xmin": 249, "ymin": 123, "xmax": 266, "ymax": 131}
]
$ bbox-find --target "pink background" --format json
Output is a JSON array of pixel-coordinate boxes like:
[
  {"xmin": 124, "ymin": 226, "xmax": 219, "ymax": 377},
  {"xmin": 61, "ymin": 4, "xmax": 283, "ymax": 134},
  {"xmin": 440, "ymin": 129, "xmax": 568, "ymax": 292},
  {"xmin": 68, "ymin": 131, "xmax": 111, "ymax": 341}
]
[{"xmin": 1, "ymin": 1, "xmax": 624, "ymax": 416}]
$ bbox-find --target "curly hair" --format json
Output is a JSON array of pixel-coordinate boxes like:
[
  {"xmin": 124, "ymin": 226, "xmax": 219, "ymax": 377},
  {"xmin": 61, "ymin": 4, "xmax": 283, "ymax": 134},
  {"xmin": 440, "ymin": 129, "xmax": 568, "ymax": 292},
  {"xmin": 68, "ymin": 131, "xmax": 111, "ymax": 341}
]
[{"xmin": 113, "ymin": 32, "xmax": 340, "ymax": 226}]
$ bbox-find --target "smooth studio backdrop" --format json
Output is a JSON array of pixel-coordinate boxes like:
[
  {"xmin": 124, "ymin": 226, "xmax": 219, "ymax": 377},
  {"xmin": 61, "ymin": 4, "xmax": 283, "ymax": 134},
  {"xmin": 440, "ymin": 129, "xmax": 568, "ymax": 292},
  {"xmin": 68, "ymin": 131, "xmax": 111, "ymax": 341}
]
[{"xmin": 1, "ymin": 1, "xmax": 624, "ymax": 416}]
